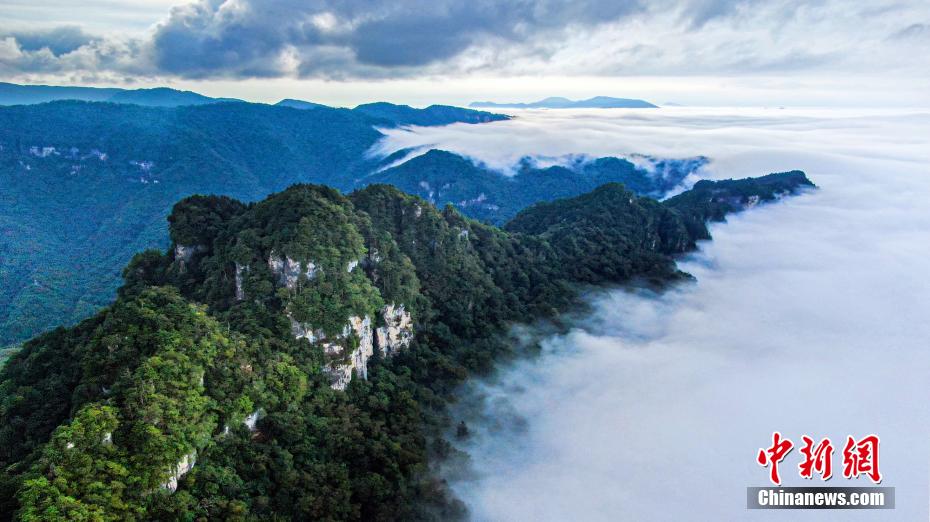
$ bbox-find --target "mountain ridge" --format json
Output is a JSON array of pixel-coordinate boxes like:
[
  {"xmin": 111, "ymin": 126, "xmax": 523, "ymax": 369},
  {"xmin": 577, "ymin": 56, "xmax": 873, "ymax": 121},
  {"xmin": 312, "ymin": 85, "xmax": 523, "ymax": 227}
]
[
  {"xmin": 361, "ymin": 149, "xmax": 707, "ymax": 224},
  {"xmin": 470, "ymin": 96, "xmax": 658, "ymax": 109},
  {"xmin": 0, "ymin": 101, "xmax": 509, "ymax": 346},
  {"xmin": 0, "ymin": 171, "xmax": 814, "ymax": 519},
  {"xmin": 0, "ymin": 82, "xmax": 239, "ymax": 107}
]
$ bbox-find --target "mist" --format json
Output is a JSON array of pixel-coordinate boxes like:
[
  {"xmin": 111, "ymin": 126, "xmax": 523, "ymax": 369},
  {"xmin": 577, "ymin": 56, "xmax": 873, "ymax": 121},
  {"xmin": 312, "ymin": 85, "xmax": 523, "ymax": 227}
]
[{"xmin": 378, "ymin": 108, "xmax": 930, "ymax": 520}]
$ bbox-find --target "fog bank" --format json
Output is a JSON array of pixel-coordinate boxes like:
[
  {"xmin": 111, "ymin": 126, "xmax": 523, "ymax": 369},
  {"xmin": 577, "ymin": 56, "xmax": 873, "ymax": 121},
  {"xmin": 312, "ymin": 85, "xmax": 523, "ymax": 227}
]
[{"xmin": 401, "ymin": 108, "xmax": 930, "ymax": 520}]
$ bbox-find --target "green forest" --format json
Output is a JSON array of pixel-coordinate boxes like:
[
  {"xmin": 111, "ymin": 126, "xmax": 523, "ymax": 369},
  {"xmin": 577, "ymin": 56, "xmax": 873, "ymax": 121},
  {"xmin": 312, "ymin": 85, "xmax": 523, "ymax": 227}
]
[
  {"xmin": 0, "ymin": 170, "xmax": 813, "ymax": 520},
  {"xmin": 0, "ymin": 101, "xmax": 703, "ymax": 348}
]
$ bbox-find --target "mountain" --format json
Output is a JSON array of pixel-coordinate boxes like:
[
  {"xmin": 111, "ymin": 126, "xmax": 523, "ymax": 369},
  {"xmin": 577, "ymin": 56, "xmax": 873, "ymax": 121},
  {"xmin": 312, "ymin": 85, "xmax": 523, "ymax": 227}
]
[
  {"xmin": 352, "ymin": 102, "xmax": 510, "ymax": 126},
  {"xmin": 361, "ymin": 149, "xmax": 707, "ymax": 224},
  {"xmin": 0, "ymin": 82, "xmax": 241, "ymax": 107},
  {"xmin": 0, "ymin": 83, "xmax": 120, "ymax": 105},
  {"xmin": 470, "ymin": 96, "xmax": 658, "ymax": 109},
  {"xmin": 0, "ymin": 172, "xmax": 814, "ymax": 519},
  {"xmin": 106, "ymin": 88, "xmax": 240, "ymax": 107},
  {"xmin": 0, "ymin": 101, "xmax": 510, "ymax": 347},
  {"xmin": 275, "ymin": 98, "xmax": 331, "ymax": 110},
  {"xmin": 278, "ymin": 100, "xmax": 510, "ymax": 126}
]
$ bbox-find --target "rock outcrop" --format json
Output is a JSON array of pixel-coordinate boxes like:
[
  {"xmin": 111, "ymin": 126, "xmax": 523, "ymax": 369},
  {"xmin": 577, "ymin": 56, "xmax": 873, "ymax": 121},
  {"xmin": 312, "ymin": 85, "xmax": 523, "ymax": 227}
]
[
  {"xmin": 162, "ymin": 451, "xmax": 196, "ymax": 492},
  {"xmin": 323, "ymin": 315, "xmax": 374, "ymax": 390},
  {"xmin": 244, "ymin": 409, "xmax": 262, "ymax": 432},
  {"xmin": 376, "ymin": 304, "xmax": 413, "ymax": 356},
  {"xmin": 268, "ymin": 251, "xmax": 318, "ymax": 289},
  {"xmin": 286, "ymin": 304, "xmax": 413, "ymax": 390},
  {"xmin": 234, "ymin": 263, "xmax": 248, "ymax": 301},
  {"xmin": 174, "ymin": 244, "xmax": 206, "ymax": 273}
]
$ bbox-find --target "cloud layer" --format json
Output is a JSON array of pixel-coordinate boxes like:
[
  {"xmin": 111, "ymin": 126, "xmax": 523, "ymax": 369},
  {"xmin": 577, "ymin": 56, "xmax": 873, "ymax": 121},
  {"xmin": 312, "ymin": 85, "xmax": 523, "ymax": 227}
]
[
  {"xmin": 433, "ymin": 107, "xmax": 930, "ymax": 520},
  {"xmin": 1, "ymin": 0, "xmax": 929, "ymax": 85}
]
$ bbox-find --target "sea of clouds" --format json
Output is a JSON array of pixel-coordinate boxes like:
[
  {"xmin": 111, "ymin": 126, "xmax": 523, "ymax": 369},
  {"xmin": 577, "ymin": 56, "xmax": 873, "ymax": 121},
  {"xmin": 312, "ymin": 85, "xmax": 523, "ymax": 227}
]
[{"xmin": 379, "ymin": 107, "xmax": 930, "ymax": 520}]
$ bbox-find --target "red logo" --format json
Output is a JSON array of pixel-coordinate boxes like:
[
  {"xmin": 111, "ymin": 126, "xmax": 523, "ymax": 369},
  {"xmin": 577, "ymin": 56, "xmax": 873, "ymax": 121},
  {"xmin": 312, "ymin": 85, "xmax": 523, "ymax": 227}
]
[
  {"xmin": 842, "ymin": 435, "xmax": 882, "ymax": 484},
  {"xmin": 757, "ymin": 432, "xmax": 793, "ymax": 485},
  {"xmin": 757, "ymin": 433, "xmax": 881, "ymax": 485},
  {"xmin": 798, "ymin": 436, "xmax": 834, "ymax": 480}
]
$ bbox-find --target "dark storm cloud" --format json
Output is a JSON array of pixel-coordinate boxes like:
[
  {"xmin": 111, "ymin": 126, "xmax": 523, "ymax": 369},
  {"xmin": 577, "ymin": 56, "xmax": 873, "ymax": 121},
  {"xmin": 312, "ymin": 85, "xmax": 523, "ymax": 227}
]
[
  {"xmin": 150, "ymin": 1, "xmax": 300, "ymax": 78},
  {"xmin": 148, "ymin": 0, "xmax": 644, "ymax": 78},
  {"xmin": 5, "ymin": 26, "xmax": 98, "ymax": 55}
]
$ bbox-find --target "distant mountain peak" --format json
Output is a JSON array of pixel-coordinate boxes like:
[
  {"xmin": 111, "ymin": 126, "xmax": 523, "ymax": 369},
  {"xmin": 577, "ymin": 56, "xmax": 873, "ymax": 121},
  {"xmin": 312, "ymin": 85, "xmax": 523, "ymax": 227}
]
[
  {"xmin": 0, "ymin": 82, "xmax": 240, "ymax": 107},
  {"xmin": 351, "ymin": 102, "xmax": 510, "ymax": 126},
  {"xmin": 276, "ymin": 98, "xmax": 330, "ymax": 110},
  {"xmin": 469, "ymin": 96, "xmax": 657, "ymax": 109}
]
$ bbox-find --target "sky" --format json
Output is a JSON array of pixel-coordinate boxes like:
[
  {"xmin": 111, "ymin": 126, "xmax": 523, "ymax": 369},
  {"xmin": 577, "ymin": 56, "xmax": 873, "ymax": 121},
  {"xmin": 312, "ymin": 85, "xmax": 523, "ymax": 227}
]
[
  {"xmin": 397, "ymin": 106, "xmax": 930, "ymax": 520},
  {"xmin": 0, "ymin": 0, "xmax": 929, "ymax": 107}
]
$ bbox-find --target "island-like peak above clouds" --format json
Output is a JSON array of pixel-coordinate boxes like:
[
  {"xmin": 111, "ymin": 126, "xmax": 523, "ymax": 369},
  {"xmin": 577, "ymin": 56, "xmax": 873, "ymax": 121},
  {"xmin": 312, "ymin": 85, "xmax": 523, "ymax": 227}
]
[
  {"xmin": 352, "ymin": 102, "xmax": 511, "ymax": 126},
  {"xmin": 470, "ymin": 96, "xmax": 658, "ymax": 109}
]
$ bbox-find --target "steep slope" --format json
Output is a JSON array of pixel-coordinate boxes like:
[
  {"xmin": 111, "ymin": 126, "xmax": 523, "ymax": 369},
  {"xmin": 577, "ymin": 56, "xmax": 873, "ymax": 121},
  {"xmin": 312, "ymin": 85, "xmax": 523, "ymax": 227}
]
[
  {"xmin": 0, "ymin": 102, "xmax": 508, "ymax": 346},
  {"xmin": 362, "ymin": 149, "xmax": 707, "ymax": 224},
  {"xmin": 0, "ymin": 101, "xmax": 384, "ymax": 347},
  {"xmin": 0, "ymin": 172, "xmax": 813, "ymax": 520}
]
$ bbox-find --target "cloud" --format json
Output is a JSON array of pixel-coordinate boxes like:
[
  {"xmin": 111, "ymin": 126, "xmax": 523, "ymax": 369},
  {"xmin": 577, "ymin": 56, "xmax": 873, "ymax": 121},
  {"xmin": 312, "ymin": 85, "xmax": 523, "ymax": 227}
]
[
  {"xmin": 4, "ymin": 26, "xmax": 98, "ymax": 55},
  {"xmin": 0, "ymin": 30, "xmax": 145, "ymax": 81},
  {"xmin": 2, "ymin": 0, "xmax": 928, "ymax": 84},
  {"xmin": 146, "ymin": 0, "xmax": 644, "ymax": 78},
  {"xmin": 432, "ymin": 107, "xmax": 930, "ymax": 520},
  {"xmin": 888, "ymin": 22, "xmax": 929, "ymax": 41}
]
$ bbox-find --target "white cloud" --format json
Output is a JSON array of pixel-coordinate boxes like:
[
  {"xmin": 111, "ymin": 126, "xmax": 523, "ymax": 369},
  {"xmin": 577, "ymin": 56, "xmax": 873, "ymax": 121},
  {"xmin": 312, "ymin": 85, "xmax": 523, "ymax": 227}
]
[
  {"xmin": 0, "ymin": 0, "xmax": 927, "ymax": 107},
  {"xmin": 438, "ymin": 107, "xmax": 930, "ymax": 520}
]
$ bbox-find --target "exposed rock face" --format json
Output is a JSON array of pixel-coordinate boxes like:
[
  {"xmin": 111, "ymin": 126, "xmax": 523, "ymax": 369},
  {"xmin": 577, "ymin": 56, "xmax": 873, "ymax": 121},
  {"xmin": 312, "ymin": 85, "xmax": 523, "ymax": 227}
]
[
  {"xmin": 324, "ymin": 315, "xmax": 374, "ymax": 390},
  {"xmin": 244, "ymin": 409, "xmax": 262, "ymax": 432},
  {"xmin": 234, "ymin": 263, "xmax": 248, "ymax": 301},
  {"xmin": 268, "ymin": 252, "xmax": 319, "ymax": 289},
  {"xmin": 174, "ymin": 244, "xmax": 206, "ymax": 273},
  {"xmin": 290, "ymin": 318, "xmax": 322, "ymax": 344},
  {"xmin": 376, "ymin": 304, "xmax": 413, "ymax": 356},
  {"xmin": 162, "ymin": 451, "xmax": 196, "ymax": 492},
  {"xmin": 284, "ymin": 294, "xmax": 412, "ymax": 390}
]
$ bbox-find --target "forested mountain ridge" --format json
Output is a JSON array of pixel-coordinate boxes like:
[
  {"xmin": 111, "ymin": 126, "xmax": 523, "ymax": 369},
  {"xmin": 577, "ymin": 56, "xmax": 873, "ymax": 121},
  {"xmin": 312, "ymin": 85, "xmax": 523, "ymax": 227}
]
[
  {"xmin": 363, "ymin": 149, "xmax": 707, "ymax": 224},
  {"xmin": 0, "ymin": 171, "xmax": 814, "ymax": 520},
  {"xmin": 0, "ymin": 83, "xmax": 510, "ymax": 125},
  {"xmin": 0, "ymin": 101, "xmax": 509, "ymax": 347},
  {"xmin": 0, "ymin": 83, "xmax": 240, "ymax": 107},
  {"xmin": 0, "ymin": 101, "xmax": 702, "ymax": 347},
  {"xmin": 351, "ymin": 102, "xmax": 508, "ymax": 126}
]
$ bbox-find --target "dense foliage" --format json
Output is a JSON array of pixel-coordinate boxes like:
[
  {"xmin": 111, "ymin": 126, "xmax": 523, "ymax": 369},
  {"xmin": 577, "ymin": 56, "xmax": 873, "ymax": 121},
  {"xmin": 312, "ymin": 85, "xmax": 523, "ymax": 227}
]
[
  {"xmin": 351, "ymin": 103, "xmax": 508, "ymax": 126},
  {"xmin": 362, "ymin": 150, "xmax": 707, "ymax": 224},
  {"xmin": 0, "ymin": 172, "xmax": 813, "ymax": 520},
  {"xmin": 0, "ymin": 101, "xmax": 514, "ymax": 347}
]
